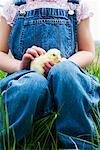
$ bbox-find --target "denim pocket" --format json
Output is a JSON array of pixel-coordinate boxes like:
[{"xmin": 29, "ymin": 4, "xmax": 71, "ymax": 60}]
[{"xmin": 19, "ymin": 17, "xmax": 74, "ymax": 58}]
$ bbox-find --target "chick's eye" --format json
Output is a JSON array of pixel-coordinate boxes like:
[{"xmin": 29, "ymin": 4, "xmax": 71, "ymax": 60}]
[{"xmin": 53, "ymin": 54, "xmax": 56, "ymax": 56}]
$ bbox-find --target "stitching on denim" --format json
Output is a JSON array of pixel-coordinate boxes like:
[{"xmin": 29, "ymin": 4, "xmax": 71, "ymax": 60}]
[
  {"xmin": 69, "ymin": 62, "xmax": 95, "ymax": 95},
  {"xmin": 19, "ymin": 27, "xmax": 25, "ymax": 55},
  {"xmin": 78, "ymin": 68, "xmax": 96, "ymax": 95},
  {"xmin": 88, "ymin": 77, "xmax": 96, "ymax": 95},
  {"xmin": 24, "ymin": 19, "xmax": 69, "ymax": 26},
  {"xmin": 16, "ymin": 8, "xmax": 69, "ymax": 19},
  {"xmin": 88, "ymin": 77, "xmax": 96, "ymax": 102},
  {"xmin": 73, "ymin": 10, "xmax": 77, "ymax": 53},
  {"xmin": 66, "ymin": 22, "xmax": 72, "ymax": 57},
  {"xmin": 66, "ymin": 11, "xmax": 77, "ymax": 57},
  {"xmin": 18, "ymin": 19, "xmax": 25, "ymax": 56},
  {"xmin": 24, "ymin": 8, "xmax": 69, "ymax": 18}
]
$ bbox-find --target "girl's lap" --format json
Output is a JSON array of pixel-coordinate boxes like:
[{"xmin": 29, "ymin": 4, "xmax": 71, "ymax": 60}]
[{"xmin": 0, "ymin": 59, "xmax": 99, "ymax": 96}]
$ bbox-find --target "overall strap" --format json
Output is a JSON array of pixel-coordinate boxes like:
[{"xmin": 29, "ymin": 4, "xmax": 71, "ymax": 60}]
[
  {"xmin": 14, "ymin": 0, "xmax": 26, "ymax": 6},
  {"xmin": 14, "ymin": 0, "xmax": 80, "ymax": 6},
  {"xmin": 68, "ymin": 0, "xmax": 80, "ymax": 4}
]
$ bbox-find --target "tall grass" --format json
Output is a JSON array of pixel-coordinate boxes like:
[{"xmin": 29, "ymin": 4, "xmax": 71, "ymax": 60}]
[
  {"xmin": 0, "ymin": 47, "xmax": 100, "ymax": 150},
  {"xmin": 0, "ymin": 98, "xmax": 100, "ymax": 150}
]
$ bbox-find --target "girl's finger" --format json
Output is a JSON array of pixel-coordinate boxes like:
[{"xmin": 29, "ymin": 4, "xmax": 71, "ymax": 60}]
[
  {"xmin": 32, "ymin": 45, "xmax": 46, "ymax": 55},
  {"xmin": 48, "ymin": 61, "xmax": 55, "ymax": 66},
  {"xmin": 23, "ymin": 53, "xmax": 34, "ymax": 61},
  {"xmin": 43, "ymin": 65, "xmax": 49, "ymax": 71},
  {"xmin": 43, "ymin": 66, "xmax": 50, "ymax": 74},
  {"xmin": 26, "ymin": 48, "xmax": 39, "ymax": 58},
  {"xmin": 21, "ymin": 53, "xmax": 34, "ymax": 70},
  {"xmin": 44, "ymin": 61, "xmax": 53, "ymax": 69}
]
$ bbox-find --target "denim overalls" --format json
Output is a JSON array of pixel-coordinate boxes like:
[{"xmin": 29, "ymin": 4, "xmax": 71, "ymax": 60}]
[{"xmin": 0, "ymin": 0, "xmax": 100, "ymax": 149}]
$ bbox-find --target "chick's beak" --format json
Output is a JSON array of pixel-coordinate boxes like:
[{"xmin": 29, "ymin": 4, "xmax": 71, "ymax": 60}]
[{"xmin": 57, "ymin": 56, "xmax": 62, "ymax": 62}]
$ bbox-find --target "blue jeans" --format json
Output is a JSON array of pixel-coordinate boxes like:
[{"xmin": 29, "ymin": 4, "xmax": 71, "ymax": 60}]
[{"xmin": 0, "ymin": 60, "xmax": 100, "ymax": 149}]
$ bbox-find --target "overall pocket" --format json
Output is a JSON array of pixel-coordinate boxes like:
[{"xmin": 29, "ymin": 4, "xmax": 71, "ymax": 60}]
[{"xmin": 20, "ymin": 17, "xmax": 74, "ymax": 58}]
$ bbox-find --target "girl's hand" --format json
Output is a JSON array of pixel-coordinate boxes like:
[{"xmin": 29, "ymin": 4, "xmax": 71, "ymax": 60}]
[
  {"xmin": 43, "ymin": 61, "xmax": 55, "ymax": 75},
  {"xmin": 19, "ymin": 46, "xmax": 46, "ymax": 70}
]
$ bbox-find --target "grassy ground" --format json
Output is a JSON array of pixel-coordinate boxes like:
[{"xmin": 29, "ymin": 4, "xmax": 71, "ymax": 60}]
[{"xmin": 0, "ymin": 46, "xmax": 100, "ymax": 150}]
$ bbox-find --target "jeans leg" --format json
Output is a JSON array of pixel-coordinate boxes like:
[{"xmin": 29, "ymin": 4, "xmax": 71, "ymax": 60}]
[
  {"xmin": 0, "ymin": 72, "xmax": 52, "ymax": 143},
  {"xmin": 47, "ymin": 60, "xmax": 100, "ymax": 149}
]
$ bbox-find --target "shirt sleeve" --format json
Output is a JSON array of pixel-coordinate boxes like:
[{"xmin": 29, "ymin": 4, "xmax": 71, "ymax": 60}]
[
  {"xmin": 77, "ymin": 0, "xmax": 94, "ymax": 24},
  {"xmin": 0, "ymin": 3, "xmax": 17, "ymax": 27}
]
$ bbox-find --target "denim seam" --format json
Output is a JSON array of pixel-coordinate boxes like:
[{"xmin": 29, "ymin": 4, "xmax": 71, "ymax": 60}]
[
  {"xmin": 19, "ymin": 20, "xmax": 25, "ymax": 55},
  {"xmin": 69, "ymin": 61, "xmax": 95, "ymax": 95},
  {"xmin": 67, "ymin": 12, "xmax": 77, "ymax": 57},
  {"xmin": 24, "ymin": 19, "xmax": 69, "ymax": 26},
  {"xmin": 66, "ymin": 22, "xmax": 72, "ymax": 57},
  {"xmin": 16, "ymin": 12, "xmax": 26, "ymax": 56},
  {"xmin": 73, "ymin": 10, "xmax": 78, "ymax": 53},
  {"xmin": 88, "ymin": 77, "xmax": 96, "ymax": 95}
]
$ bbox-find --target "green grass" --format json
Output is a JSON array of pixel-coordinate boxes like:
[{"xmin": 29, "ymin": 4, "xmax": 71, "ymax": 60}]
[
  {"xmin": 0, "ymin": 70, "xmax": 6, "ymax": 79},
  {"xmin": 0, "ymin": 47, "xmax": 100, "ymax": 150}
]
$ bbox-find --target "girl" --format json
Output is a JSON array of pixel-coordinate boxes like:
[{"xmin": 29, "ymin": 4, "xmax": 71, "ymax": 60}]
[{"xmin": 0, "ymin": 0, "xmax": 100, "ymax": 149}]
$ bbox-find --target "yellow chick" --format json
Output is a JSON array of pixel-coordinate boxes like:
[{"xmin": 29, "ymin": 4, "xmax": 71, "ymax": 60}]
[{"xmin": 30, "ymin": 49, "xmax": 62, "ymax": 76}]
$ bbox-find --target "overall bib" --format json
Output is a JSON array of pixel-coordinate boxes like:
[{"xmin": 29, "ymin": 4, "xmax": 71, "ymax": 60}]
[{"xmin": 0, "ymin": 0, "xmax": 100, "ymax": 149}]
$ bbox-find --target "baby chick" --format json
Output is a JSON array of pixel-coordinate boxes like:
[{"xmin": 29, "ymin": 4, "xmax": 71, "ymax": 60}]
[{"xmin": 30, "ymin": 49, "xmax": 62, "ymax": 76}]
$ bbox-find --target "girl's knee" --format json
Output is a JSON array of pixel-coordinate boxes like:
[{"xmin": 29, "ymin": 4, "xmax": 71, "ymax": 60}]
[
  {"xmin": 48, "ymin": 60, "xmax": 78, "ymax": 79},
  {"xmin": 8, "ymin": 72, "xmax": 48, "ymax": 95},
  {"xmin": 21, "ymin": 72, "xmax": 48, "ymax": 90}
]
